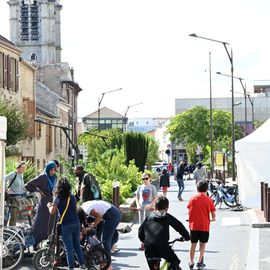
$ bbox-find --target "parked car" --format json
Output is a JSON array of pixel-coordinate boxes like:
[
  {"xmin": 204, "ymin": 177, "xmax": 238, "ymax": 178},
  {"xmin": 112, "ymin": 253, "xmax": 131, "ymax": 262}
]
[{"xmin": 151, "ymin": 162, "xmax": 168, "ymax": 175}]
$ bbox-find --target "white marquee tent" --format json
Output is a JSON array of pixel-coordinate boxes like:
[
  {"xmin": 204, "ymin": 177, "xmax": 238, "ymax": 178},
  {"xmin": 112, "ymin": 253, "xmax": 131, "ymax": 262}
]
[{"xmin": 235, "ymin": 118, "xmax": 270, "ymax": 208}]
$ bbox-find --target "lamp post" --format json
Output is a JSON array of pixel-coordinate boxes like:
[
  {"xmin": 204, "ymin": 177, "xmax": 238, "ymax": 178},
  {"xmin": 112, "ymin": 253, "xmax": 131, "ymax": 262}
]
[
  {"xmin": 189, "ymin": 33, "xmax": 236, "ymax": 182},
  {"xmin": 216, "ymin": 72, "xmax": 248, "ymax": 135},
  {"xmin": 209, "ymin": 52, "xmax": 214, "ymax": 179},
  {"xmin": 98, "ymin": 88, "xmax": 123, "ymax": 130},
  {"xmin": 123, "ymin": 102, "xmax": 143, "ymax": 131}
]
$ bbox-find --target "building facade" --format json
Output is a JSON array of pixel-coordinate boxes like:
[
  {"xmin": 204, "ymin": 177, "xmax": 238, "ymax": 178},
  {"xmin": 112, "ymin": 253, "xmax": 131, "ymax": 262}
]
[
  {"xmin": 7, "ymin": 0, "xmax": 82, "ymax": 166},
  {"xmin": 83, "ymin": 107, "xmax": 125, "ymax": 131},
  {"xmin": 127, "ymin": 117, "xmax": 169, "ymax": 133}
]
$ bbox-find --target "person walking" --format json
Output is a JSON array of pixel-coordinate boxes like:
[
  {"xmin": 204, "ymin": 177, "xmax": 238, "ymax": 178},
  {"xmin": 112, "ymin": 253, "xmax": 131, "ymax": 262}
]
[
  {"xmin": 79, "ymin": 200, "xmax": 121, "ymax": 257},
  {"xmin": 176, "ymin": 160, "xmax": 187, "ymax": 201},
  {"xmin": 25, "ymin": 161, "xmax": 57, "ymax": 247},
  {"xmin": 73, "ymin": 165, "xmax": 102, "ymax": 203},
  {"xmin": 187, "ymin": 180, "xmax": 216, "ymax": 269},
  {"xmin": 138, "ymin": 195, "xmax": 190, "ymax": 270},
  {"xmin": 47, "ymin": 178, "xmax": 85, "ymax": 270},
  {"xmin": 5, "ymin": 161, "xmax": 26, "ymax": 226},
  {"xmin": 193, "ymin": 162, "xmax": 207, "ymax": 184},
  {"xmin": 159, "ymin": 168, "xmax": 170, "ymax": 197},
  {"xmin": 136, "ymin": 172, "xmax": 158, "ymax": 250}
]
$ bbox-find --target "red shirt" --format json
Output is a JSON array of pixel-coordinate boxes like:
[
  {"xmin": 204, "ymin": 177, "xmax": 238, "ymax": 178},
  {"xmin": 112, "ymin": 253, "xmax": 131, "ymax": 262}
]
[{"xmin": 187, "ymin": 193, "xmax": 216, "ymax": 232}]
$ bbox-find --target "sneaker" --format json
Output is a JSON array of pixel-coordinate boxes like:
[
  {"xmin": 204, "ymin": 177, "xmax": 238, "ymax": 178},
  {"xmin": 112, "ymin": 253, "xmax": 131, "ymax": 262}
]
[
  {"xmin": 177, "ymin": 196, "xmax": 183, "ymax": 201},
  {"xmin": 189, "ymin": 263, "xmax": 194, "ymax": 269},
  {"xmin": 80, "ymin": 265, "xmax": 86, "ymax": 269},
  {"xmin": 197, "ymin": 262, "xmax": 206, "ymax": 270}
]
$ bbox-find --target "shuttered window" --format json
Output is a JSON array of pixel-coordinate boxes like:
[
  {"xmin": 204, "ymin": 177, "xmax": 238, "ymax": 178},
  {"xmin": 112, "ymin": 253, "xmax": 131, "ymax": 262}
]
[
  {"xmin": 7, "ymin": 55, "xmax": 11, "ymax": 90},
  {"xmin": 46, "ymin": 124, "xmax": 53, "ymax": 153},
  {"xmin": 0, "ymin": 52, "xmax": 3, "ymax": 88},
  {"xmin": 23, "ymin": 98, "xmax": 35, "ymax": 138}
]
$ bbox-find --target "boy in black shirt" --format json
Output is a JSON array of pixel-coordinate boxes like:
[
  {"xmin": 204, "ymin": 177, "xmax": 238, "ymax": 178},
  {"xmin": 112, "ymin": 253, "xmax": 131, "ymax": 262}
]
[{"xmin": 138, "ymin": 196, "xmax": 190, "ymax": 270}]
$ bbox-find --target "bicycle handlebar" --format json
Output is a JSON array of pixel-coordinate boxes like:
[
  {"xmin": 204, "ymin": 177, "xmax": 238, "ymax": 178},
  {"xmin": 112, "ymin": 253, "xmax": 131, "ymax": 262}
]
[{"xmin": 168, "ymin": 237, "xmax": 187, "ymax": 244}]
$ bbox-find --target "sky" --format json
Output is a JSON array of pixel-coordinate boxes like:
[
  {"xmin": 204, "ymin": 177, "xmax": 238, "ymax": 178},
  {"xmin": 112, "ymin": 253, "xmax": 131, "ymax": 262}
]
[{"xmin": 1, "ymin": 0, "xmax": 270, "ymax": 119}]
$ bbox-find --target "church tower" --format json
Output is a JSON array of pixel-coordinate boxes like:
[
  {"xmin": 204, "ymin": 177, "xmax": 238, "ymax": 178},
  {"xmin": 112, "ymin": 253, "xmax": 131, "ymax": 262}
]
[{"xmin": 8, "ymin": 0, "xmax": 62, "ymax": 64}]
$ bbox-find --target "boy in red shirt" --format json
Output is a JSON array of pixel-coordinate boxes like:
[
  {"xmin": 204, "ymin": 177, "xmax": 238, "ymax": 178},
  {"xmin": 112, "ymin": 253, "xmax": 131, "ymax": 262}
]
[{"xmin": 187, "ymin": 180, "xmax": 216, "ymax": 269}]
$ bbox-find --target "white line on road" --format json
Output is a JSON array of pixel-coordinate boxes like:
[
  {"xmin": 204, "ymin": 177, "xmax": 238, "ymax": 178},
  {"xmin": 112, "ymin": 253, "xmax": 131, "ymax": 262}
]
[
  {"xmin": 246, "ymin": 228, "xmax": 259, "ymax": 270},
  {"xmin": 221, "ymin": 217, "xmax": 241, "ymax": 226}
]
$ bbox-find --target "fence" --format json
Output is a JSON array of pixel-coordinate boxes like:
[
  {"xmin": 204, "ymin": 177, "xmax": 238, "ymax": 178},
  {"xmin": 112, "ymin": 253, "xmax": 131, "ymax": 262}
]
[{"xmin": 261, "ymin": 181, "xmax": 270, "ymax": 222}]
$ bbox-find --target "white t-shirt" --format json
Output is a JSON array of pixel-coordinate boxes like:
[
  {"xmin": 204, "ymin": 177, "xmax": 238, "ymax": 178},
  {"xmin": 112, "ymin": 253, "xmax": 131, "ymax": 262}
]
[{"xmin": 81, "ymin": 200, "xmax": 111, "ymax": 216}]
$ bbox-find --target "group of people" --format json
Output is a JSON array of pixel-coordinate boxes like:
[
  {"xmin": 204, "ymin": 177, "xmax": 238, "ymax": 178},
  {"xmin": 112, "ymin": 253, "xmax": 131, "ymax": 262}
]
[
  {"xmin": 135, "ymin": 161, "xmax": 212, "ymax": 269},
  {"xmin": 5, "ymin": 161, "xmax": 120, "ymax": 270},
  {"xmin": 138, "ymin": 178, "xmax": 215, "ymax": 270}
]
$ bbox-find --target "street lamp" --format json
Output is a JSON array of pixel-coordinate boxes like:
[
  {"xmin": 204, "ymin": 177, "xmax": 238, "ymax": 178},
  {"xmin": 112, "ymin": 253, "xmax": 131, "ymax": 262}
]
[
  {"xmin": 98, "ymin": 88, "xmax": 123, "ymax": 130},
  {"xmin": 216, "ymin": 72, "xmax": 248, "ymax": 135},
  {"xmin": 208, "ymin": 52, "xmax": 214, "ymax": 179},
  {"xmin": 123, "ymin": 102, "xmax": 143, "ymax": 131},
  {"xmin": 189, "ymin": 33, "xmax": 236, "ymax": 182}
]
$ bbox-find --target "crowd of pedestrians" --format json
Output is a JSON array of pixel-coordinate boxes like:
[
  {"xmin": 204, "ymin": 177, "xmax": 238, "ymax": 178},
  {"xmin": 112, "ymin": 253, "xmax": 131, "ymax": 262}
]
[{"xmin": 4, "ymin": 158, "xmax": 214, "ymax": 270}]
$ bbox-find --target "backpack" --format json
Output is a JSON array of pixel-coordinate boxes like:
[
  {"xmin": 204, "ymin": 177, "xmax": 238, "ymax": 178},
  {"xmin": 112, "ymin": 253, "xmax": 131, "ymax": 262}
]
[{"xmin": 83, "ymin": 173, "xmax": 102, "ymax": 201}]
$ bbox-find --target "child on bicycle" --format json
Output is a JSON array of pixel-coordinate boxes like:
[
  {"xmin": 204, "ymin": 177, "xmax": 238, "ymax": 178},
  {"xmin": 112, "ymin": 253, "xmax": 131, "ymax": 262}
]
[
  {"xmin": 138, "ymin": 195, "xmax": 190, "ymax": 270},
  {"xmin": 187, "ymin": 180, "xmax": 216, "ymax": 269}
]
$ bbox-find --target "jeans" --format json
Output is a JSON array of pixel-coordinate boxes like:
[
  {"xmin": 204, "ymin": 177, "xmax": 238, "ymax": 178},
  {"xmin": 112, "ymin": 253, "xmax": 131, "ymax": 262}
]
[
  {"xmin": 177, "ymin": 179, "xmax": 185, "ymax": 197},
  {"xmin": 61, "ymin": 222, "xmax": 85, "ymax": 269},
  {"xmin": 102, "ymin": 205, "xmax": 121, "ymax": 254}
]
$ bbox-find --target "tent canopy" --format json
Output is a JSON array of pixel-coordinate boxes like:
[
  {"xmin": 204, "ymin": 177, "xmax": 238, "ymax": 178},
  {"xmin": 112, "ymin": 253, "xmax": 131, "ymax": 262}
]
[{"xmin": 235, "ymin": 118, "xmax": 270, "ymax": 208}]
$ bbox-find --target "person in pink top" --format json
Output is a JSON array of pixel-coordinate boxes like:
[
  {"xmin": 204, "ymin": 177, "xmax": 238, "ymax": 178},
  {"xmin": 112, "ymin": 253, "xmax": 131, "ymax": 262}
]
[{"xmin": 187, "ymin": 180, "xmax": 216, "ymax": 270}]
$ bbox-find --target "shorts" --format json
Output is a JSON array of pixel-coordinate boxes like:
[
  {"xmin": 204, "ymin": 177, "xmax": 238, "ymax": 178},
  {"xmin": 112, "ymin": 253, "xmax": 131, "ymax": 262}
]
[
  {"xmin": 190, "ymin": 230, "xmax": 209, "ymax": 243},
  {"xmin": 162, "ymin": 186, "xmax": 168, "ymax": 193}
]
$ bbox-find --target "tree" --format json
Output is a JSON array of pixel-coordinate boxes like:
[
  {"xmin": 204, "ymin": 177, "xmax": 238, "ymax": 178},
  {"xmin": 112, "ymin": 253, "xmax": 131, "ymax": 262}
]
[
  {"xmin": 0, "ymin": 98, "xmax": 28, "ymax": 146},
  {"xmin": 167, "ymin": 106, "xmax": 243, "ymax": 161},
  {"xmin": 145, "ymin": 135, "xmax": 159, "ymax": 168},
  {"xmin": 124, "ymin": 132, "xmax": 149, "ymax": 171}
]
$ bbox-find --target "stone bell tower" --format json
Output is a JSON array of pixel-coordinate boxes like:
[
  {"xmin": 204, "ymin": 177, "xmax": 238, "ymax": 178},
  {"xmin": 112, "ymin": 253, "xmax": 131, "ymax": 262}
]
[{"xmin": 8, "ymin": 0, "xmax": 62, "ymax": 64}]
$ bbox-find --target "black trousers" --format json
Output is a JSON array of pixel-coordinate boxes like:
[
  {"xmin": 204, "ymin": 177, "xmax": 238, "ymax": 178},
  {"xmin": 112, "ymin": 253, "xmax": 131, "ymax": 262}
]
[{"xmin": 145, "ymin": 245, "xmax": 180, "ymax": 270}]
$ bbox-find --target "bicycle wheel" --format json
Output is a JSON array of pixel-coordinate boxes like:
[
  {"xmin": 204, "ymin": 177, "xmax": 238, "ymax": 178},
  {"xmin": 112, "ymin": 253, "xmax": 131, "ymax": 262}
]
[
  {"xmin": 224, "ymin": 194, "xmax": 240, "ymax": 208},
  {"xmin": 32, "ymin": 247, "xmax": 54, "ymax": 270},
  {"xmin": 210, "ymin": 193, "xmax": 220, "ymax": 207},
  {"xmin": 2, "ymin": 229, "xmax": 24, "ymax": 270},
  {"xmin": 85, "ymin": 247, "xmax": 111, "ymax": 270}
]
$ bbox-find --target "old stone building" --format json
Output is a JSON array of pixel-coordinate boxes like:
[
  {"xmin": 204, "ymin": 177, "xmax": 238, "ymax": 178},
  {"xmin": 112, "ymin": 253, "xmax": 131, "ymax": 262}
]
[
  {"xmin": 6, "ymin": 0, "xmax": 82, "ymax": 167},
  {"xmin": 0, "ymin": 35, "xmax": 36, "ymax": 162}
]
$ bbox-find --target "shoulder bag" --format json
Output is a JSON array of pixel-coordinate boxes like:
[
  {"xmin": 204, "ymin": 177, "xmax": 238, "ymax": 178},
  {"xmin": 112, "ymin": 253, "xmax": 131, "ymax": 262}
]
[{"xmin": 56, "ymin": 195, "xmax": 70, "ymax": 235}]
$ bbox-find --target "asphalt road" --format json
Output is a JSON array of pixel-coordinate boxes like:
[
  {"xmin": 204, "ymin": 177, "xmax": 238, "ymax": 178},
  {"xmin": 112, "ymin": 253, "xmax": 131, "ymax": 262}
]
[{"xmin": 7, "ymin": 177, "xmax": 252, "ymax": 270}]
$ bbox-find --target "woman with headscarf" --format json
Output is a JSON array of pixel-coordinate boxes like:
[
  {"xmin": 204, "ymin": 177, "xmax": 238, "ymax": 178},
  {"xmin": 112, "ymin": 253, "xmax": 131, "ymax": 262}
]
[{"xmin": 25, "ymin": 161, "xmax": 57, "ymax": 247}]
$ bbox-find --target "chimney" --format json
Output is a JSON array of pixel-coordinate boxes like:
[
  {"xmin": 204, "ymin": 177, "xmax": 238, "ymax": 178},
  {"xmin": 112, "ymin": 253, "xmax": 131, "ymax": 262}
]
[{"xmin": 70, "ymin": 67, "xmax": 74, "ymax": 81}]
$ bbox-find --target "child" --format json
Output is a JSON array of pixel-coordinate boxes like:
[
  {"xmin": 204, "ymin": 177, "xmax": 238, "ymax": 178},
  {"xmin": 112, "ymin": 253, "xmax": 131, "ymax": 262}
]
[
  {"xmin": 136, "ymin": 172, "xmax": 158, "ymax": 250},
  {"xmin": 187, "ymin": 180, "xmax": 216, "ymax": 269},
  {"xmin": 138, "ymin": 195, "xmax": 190, "ymax": 270}
]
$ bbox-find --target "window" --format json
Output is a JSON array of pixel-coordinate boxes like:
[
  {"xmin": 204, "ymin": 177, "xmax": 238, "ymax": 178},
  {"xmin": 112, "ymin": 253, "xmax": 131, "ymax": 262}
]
[
  {"xmin": 6, "ymin": 55, "xmax": 11, "ymax": 90},
  {"xmin": 46, "ymin": 124, "xmax": 53, "ymax": 153}
]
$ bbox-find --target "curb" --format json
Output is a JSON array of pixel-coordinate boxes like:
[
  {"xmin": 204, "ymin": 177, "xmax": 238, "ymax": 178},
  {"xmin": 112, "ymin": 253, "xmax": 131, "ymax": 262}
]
[{"xmin": 248, "ymin": 208, "xmax": 270, "ymax": 228}]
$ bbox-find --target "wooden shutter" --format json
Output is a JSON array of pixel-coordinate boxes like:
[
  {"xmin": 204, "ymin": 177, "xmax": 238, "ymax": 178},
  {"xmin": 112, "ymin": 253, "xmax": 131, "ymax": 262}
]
[
  {"xmin": 10, "ymin": 57, "xmax": 16, "ymax": 91},
  {"xmin": 3, "ymin": 54, "xmax": 7, "ymax": 89},
  {"xmin": 0, "ymin": 52, "xmax": 3, "ymax": 88},
  {"xmin": 46, "ymin": 124, "xmax": 52, "ymax": 153},
  {"xmin": 15, "ymin": 59, "xmax": 19, "ymax": 92},
  {"xmin": 28, "ymin": 100, "xmax": 35, "ymax": 137},
  {"xmin": 7, "ymin": 55, "xmax": 11, "ymax": 90}
]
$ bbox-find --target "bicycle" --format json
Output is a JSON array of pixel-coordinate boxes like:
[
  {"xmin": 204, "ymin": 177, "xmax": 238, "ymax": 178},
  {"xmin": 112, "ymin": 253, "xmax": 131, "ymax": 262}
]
[
  {"xmin": 2, "ymin": 193, "xmax": 37, "ymax": 270},
  {"xmin": 32, "ymin": 222, "xmax": 111, "ymax": 270},
  {"xmin": 209, "ymin": 180, "xmax": 240, "ymax": 208},
  {"xmin": 147, "ymin": 237, "xmax": 187, "ymax": 270},
  {"xmin": 2, "ymin": 223, "xmax": 35, "ymax": 270}
]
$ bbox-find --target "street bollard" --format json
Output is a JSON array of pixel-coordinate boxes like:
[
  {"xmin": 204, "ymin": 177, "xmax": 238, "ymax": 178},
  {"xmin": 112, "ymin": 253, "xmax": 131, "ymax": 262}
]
[
  {"xmin": 112, "ymin": 181, "xmax": 120, "ymax": 208},
  {"xmin": 261, "ymin": 182, "xmax": 265, "ymax": 211},
  {"xmin": 264, "ymin": 183, "xmax": 268, "ymax": 219},
  {"xmin": 267, "ymin": 188, "xmax": 270, "ymax": 222}
]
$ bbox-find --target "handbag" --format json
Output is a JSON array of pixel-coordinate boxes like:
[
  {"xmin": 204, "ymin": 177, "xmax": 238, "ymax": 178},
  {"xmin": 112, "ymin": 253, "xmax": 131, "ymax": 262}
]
[
  {"xmin": 5, "ymin": 172, "xmax": 17, "ymax": 202},
  {"xmin": 56, "ymin": 195, "xmax": 70, "ymax": 235}
]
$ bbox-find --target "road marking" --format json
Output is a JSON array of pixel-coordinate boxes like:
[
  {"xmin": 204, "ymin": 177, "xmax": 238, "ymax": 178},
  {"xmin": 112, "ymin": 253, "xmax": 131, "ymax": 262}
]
[
  {"xmin": 221, "ymin": 217, "xmax": 241, "ymax": 226},
  {"xmin": 246, "ymin": 228, "xmax": 259, "ymax": 270}
]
